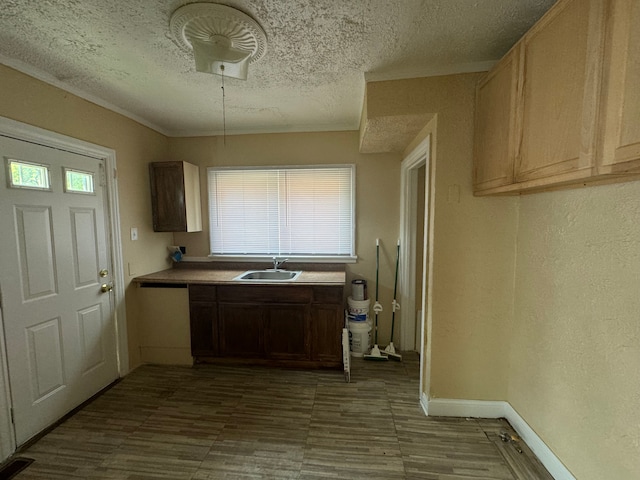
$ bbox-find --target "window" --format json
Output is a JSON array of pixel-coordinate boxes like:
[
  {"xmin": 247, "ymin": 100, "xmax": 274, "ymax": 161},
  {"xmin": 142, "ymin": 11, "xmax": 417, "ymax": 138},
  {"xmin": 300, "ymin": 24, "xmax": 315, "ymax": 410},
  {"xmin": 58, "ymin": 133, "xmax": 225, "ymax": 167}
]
[
  {"xmin": 6, "ymin": 159, "xmax": 51, "ymax": 190},
  {"xmin": 64, "ymin": 168, "xmax": 95, "ymax": 194},
  {"xmin": 208, "ymin": 165, "xmax": 355, "ymax": 259}
]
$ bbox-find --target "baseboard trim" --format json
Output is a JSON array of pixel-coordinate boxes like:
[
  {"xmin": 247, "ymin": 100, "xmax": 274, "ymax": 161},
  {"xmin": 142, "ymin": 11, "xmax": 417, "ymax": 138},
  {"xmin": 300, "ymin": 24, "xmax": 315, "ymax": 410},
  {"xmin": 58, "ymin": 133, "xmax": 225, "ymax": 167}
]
[
  {"xmin": 502, "ymin": 403, "xmax": 576, "ymax": 480},
  {"xmin": 420, "ymin": 392, "xmax": 429, "ymax": 416},
  {"xmin": 428, "ymin": 398, "xmax": 506, "ymax": 418},
  {"xmin": 425, "ymin": 398, "xmax": 576, "ymax": 480}
]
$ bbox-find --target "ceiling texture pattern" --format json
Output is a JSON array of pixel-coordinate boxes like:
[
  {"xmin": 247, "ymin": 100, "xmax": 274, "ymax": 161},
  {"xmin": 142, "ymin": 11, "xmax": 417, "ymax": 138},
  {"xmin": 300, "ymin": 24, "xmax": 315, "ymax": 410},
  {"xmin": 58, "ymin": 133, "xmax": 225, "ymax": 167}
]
[{"xmin": 0, "ymin": 0, "xmax": 555, "ymax": 136}]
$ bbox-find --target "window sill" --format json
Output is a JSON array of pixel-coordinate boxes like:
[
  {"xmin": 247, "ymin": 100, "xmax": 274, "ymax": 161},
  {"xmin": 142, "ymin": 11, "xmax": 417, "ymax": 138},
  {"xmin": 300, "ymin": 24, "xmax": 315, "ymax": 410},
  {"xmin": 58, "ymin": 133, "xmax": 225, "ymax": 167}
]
[{"xmin": 184, "ymin": 255, "xmax": 358, "ymax": 264}]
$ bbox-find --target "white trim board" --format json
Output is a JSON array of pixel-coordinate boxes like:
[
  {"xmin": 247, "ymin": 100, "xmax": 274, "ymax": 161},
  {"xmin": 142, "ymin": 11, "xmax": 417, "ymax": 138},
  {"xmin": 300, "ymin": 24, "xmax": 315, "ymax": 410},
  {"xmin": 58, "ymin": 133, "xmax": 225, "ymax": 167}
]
[
  {"xmin": 0, "ymin": 309, "xmax": 15, "ymax": 460},
  {"xmin": 399, "ymin": 134, "xmax": 433, "ymax": 403},
  {"xmin": 426, "ymin": 398, "xmax": 576, "ymax": 480},
  {"xmin": 428, "ymin": 398, "xmax": 506, "ymax": 419}
]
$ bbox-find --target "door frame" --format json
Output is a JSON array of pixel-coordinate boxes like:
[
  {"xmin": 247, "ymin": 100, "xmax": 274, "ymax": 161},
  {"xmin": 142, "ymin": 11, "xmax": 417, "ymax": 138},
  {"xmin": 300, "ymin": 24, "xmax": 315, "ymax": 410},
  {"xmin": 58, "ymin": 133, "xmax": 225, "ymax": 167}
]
[
  {"xmin": 0, "ymin": 116, "xmax": 128, "ymax": 460},
  {"xmin": 398, "ymin": 134, "xmax": 434, "ymax": 403}
]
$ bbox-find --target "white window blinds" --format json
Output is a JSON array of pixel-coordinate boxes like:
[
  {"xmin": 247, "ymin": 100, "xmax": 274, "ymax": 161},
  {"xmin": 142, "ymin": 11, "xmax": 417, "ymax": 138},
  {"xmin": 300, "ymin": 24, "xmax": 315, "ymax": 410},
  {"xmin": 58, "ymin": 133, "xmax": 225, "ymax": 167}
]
[{"xmin": 208, "ymin": 166, "xmax": 355, "ymax": 256}]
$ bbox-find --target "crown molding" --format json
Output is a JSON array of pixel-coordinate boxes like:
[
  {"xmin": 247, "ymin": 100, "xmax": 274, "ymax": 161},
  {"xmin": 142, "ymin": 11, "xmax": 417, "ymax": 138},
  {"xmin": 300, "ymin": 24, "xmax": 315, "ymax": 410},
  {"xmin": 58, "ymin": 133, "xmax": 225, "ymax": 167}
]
[{"xmin": 364, "ymin": 60, "xmax": 496, "ymax": 83}]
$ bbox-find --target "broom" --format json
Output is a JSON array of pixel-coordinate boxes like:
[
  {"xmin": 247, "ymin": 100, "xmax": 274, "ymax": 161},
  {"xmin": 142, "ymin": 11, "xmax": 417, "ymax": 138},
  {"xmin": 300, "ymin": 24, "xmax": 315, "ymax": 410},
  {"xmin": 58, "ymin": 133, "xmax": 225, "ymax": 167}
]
[
  {"xmin": 383, "ymin": 240, "xmax": 402, "ymax": 361},
  {"xmin": 364, "ymin": 238, "xmax": 387, "ymax": 361}
]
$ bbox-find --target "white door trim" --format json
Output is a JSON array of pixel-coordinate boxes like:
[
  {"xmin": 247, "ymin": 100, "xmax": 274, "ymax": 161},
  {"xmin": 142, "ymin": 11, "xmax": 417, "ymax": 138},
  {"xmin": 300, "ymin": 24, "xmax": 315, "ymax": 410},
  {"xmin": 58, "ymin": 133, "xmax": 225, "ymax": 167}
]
[
  {"xmin": 0, "ymin": 116, "xmax": 128, "ymax": 461},
  {"xmin": 0, "ymin": 308, "xmax": 14, "ymax": 460},
  {"xmin": 399, "ymin": 134, "xmax": 433, "ymax": 401}
]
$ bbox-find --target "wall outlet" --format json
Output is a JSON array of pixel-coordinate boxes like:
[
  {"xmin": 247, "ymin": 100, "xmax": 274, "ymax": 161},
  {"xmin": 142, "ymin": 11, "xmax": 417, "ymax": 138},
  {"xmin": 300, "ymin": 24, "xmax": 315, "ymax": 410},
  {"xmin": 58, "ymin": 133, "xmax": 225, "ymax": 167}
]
[{"xmin": 130, "ymin": 227, "xmax": 138, "ymax": 241}]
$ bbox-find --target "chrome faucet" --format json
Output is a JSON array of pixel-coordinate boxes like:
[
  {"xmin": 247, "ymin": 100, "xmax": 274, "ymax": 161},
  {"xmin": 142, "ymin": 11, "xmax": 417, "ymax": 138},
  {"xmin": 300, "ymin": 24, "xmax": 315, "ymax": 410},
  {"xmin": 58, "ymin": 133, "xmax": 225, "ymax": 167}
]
[{"xmin": 272, "ymin": 257, "xmax": 288, "ymax": 270}]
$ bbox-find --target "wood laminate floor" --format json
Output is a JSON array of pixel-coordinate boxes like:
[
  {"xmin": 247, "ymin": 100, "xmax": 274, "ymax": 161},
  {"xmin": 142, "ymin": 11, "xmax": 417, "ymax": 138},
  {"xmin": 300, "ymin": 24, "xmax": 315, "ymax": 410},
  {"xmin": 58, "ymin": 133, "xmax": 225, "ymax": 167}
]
[{"xmin": 11, "ymin": 353, "xmax": 553, "ymax": 479}]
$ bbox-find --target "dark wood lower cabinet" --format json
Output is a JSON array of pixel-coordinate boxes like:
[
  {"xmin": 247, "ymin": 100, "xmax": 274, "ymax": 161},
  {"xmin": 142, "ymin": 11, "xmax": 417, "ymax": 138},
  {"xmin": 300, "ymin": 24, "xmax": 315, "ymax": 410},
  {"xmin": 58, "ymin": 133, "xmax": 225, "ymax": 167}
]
[
  {"xmin": 311, "ymin": 305, "xmax": 343, "ymax": 362},
  {"xmin": 265, "ymin": 305, "xmax": 310, "ymax": 360},
  {"xmin": 218, "ymin": 304, "xmax": 263, "ymax": 357},
  {"xmin": 188, "ymin": 283, "xmax": 343, "ymax": 368},
  {"xmin": 189, "ymin": 303, "xmax": 218, "ymax": 356},
  {"xmin": 188, "ymin": 285, "xmax": 218, "ymax": 356}
]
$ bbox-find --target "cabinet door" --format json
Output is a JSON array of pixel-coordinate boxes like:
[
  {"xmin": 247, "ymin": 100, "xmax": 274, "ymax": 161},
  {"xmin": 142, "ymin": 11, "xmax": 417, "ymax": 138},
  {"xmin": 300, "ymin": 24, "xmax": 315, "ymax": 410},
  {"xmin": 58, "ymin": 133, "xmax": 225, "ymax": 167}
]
[
  {"xmin": 149, "ymin": 161, "xmax": 187, "ymax": 232},
  {"xmin": 149, "ymin": 161, "xmax": 202, "ymax": 232},
  {"xmin": 598, "ymin": 0, "xmax": 640, "ymax": 174},
  {"xmin": 311, "ymin": 305, "xmax": 343, "ymax": 363},
  {"xmin": 189, "ymin": 303, "xmax": 218, "ymax": 356},
  {"xmin": 218, "ymin": 304, "xmax": 263, "ymax": 357},
  {"xmin": 516, "ymin": 0, "xmax": 605, "ymax": 184},
  {"xmin": 473, "ymin": 46, "xmax": 519, "ymax": 193},
  {"xmin": 189, "ymin": 285, "xmax": 218, "ymax": 357},
  {"xmin": 264, "ymin": 305, "xmax": 310, "ymax": 360}
]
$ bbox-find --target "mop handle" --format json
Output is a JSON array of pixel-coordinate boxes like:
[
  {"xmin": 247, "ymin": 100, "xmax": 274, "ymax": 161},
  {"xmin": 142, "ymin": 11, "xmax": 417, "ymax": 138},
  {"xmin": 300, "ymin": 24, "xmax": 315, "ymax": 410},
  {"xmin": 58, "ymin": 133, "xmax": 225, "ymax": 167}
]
[
  {"xmin": 390, "ymin": 240, "xmax": 400, "ymax": 335},
  {"xmin": 374, "ymin": 238, "xmax": 380, "ymax": 344},
  {"xmin": 375, "ymin": 238, "xmax": 379, "ymax": 301},
  {"xmin": 392, "ymin": 240, "xmax": 400, "ymax": 299}
]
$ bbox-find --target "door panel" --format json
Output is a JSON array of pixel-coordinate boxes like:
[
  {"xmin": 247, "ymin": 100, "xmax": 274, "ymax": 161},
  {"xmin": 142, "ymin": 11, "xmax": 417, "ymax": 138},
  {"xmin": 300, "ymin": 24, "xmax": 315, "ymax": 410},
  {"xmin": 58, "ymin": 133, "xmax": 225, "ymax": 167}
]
[
  {"xmin": 70, "ymin": 208, "xmax": 100, "ymax": 288},
  {"xmin": 77, "ymin": 303, "xmax": 106, "ymax": 374},
  {"xmin": 15, "ymin": 206, "xmax": 58, "ymax": 300},
  {"xmin": 26, "ymin": 317, "xmax": 65, "ymax": 401},
  {"xmin": 0, "ymin": 136, "xmax": 118, "ymax": 445}
]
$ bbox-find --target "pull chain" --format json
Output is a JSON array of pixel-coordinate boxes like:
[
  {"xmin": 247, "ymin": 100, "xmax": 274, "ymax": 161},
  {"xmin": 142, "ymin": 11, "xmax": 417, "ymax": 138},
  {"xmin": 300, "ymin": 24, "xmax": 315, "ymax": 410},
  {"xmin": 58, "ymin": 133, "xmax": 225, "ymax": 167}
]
[{"xmin": 220, "ymin": 64, "xmax": 226, "ymax": 146}]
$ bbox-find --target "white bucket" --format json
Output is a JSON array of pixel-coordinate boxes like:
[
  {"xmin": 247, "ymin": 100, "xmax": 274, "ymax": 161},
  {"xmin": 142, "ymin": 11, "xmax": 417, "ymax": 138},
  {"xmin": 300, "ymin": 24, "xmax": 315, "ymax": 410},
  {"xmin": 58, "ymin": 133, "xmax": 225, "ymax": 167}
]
[
  {"xmin": 347, "ymin": 297, "xmax": 370, "ymax": 321},
  {"xmin": 348, "ymin": 320, "xmax": 371, "ymax": 357}
]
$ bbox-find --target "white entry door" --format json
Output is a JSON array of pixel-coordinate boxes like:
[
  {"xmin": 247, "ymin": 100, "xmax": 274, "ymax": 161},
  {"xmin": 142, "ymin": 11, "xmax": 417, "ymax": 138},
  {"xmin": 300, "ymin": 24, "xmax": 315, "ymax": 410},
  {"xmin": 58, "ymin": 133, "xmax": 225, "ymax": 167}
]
[{"xmin": 0, "ymin": 136, "xmax": 118, "ymax": 445}]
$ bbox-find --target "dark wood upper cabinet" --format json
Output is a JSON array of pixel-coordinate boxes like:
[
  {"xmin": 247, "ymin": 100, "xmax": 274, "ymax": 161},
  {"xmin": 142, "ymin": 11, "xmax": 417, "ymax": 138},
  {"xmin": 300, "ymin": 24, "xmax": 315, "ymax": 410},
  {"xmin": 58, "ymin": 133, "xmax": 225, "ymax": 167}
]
[{"xmin": 149, "ymin": 161, "xmax": 202, "ymax": 232}]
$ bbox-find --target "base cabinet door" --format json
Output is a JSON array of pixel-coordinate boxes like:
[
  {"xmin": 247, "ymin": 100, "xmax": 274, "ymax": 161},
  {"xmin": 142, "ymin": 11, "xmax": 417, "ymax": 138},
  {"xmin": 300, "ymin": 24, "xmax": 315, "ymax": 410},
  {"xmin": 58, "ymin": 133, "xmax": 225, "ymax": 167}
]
[
  {"xmin": 218, "ymin": 304, "xmax": 264, "ymax": 357},
  {"xmin": 189, "ymin": 303, "xmax": 218, "ymax": 356},
  {"xmin": 311, "ymin": 305, "xmax": 343, "ymax": 362},
  {"xmin": 189, "ymin": 285, "xmax": 218, "ymax": 356},
  {"xmin": 264, "ymin": 305, "xmax": 310, "ymax": 360}
]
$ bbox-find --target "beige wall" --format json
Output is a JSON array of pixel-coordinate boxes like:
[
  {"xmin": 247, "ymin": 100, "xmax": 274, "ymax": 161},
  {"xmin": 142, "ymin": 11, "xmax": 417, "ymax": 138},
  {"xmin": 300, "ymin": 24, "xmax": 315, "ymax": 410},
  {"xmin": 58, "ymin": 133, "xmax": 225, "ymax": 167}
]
[
  {"xmin": 509, "ymin": 182, "xmax": 640, "ymax": 480},
  {"xmin": 368, "ymin": 74, "xmax": 520, "ymax": 400},
  {"xmin": 167, "ymin": 132, "xmax": 402, "ymax": 345},
  {"xmin": 0, "ymin": 64, "xmax": 172, "ymax": 369}
]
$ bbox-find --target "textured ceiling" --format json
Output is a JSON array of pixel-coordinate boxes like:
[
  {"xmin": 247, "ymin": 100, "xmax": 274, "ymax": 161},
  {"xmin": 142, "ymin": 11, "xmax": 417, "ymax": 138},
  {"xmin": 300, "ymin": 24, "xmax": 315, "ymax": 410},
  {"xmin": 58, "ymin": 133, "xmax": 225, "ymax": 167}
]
[{"xmin": 0, "ymin": 0, "xmax": 555, "ymax": 137}]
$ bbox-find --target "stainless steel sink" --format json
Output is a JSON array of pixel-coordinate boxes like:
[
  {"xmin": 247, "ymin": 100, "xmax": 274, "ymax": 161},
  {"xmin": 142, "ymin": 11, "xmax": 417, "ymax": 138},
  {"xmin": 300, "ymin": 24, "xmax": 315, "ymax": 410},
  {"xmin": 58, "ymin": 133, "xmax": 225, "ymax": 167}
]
[{"xmin": 234, "ymin": 270, "xmax": 302, "ymax": 281}]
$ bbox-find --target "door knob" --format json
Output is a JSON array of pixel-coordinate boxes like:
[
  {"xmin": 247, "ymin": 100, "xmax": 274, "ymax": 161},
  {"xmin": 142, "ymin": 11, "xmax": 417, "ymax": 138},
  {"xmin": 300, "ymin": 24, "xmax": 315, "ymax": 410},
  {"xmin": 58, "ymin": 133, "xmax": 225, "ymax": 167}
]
[{"xmin": 100, "ymin": 282, "xmax": 114, "ymax": 293}]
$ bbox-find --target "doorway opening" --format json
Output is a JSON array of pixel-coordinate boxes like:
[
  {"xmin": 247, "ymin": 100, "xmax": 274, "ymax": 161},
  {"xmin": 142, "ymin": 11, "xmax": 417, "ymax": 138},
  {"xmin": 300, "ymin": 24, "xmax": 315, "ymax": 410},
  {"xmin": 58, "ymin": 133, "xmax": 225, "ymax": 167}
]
[{"xmin": 398, "ymin": 134, "xmax": 434, "ymax": 407}]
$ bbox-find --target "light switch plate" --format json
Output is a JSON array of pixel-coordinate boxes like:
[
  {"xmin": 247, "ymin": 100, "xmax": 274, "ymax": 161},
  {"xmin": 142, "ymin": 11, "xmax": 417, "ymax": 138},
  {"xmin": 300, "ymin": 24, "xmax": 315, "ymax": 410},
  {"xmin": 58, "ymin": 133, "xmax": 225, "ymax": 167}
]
[{"xmin": 130, "ymin": 227, "xmax": 138, "ymax": 241}]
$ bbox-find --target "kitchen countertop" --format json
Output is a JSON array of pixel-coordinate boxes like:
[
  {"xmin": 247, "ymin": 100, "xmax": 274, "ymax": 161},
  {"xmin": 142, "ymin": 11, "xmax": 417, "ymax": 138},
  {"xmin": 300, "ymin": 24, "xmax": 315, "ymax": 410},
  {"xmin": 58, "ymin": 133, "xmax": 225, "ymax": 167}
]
[{"xmin": 132, "ymin": 268, "xmax": 346, "ymax": 286}]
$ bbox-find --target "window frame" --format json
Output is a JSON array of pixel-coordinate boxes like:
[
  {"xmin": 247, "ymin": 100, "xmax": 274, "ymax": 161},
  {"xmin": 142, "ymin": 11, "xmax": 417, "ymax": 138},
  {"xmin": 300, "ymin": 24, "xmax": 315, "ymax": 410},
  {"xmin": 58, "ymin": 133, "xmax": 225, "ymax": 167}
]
[
  {"xmin": 207, "ymin": 164, "xmax": 357, "ymax": 263},
  {"xmin": 63, "ymin": 167, "xmax": 96, "ymax": 195},
  {"xmin": 5, "ymin": 157, "xmax": 52, "ymax": 191}
]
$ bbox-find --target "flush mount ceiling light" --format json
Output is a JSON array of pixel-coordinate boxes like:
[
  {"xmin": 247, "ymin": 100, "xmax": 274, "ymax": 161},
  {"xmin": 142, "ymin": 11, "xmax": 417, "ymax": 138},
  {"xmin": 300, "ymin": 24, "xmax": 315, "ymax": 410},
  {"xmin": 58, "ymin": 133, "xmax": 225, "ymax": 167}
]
[{"xmin": 170, "ymin": 3, "xmax": 267, "ymax": 80}]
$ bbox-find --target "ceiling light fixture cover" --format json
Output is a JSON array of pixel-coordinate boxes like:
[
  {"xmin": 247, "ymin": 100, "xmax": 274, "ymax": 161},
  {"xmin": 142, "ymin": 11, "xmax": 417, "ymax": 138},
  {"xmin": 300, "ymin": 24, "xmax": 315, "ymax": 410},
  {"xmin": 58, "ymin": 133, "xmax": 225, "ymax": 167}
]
[{"xmin": 170, "ymin": 3, "xmax": 267, "ymax": 80}]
